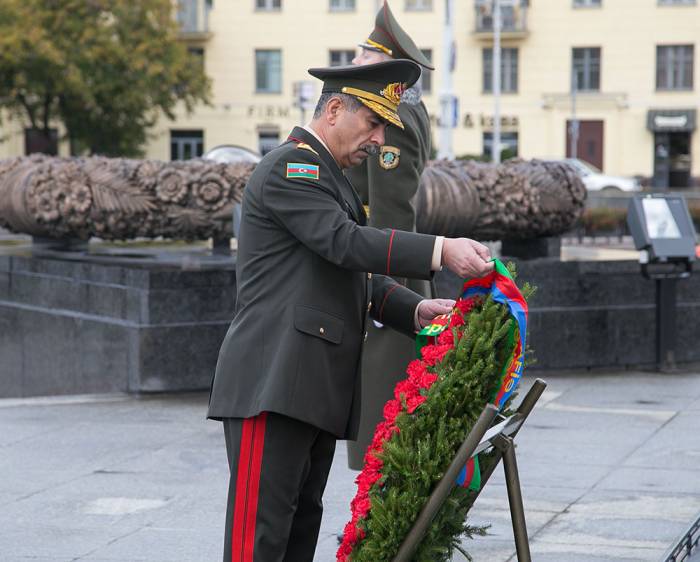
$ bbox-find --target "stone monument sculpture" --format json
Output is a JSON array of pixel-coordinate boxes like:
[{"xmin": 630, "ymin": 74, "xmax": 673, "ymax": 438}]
[
  {"xmin": 0, "ymin": 155, "xmax": 585, "ymax": 241},
  {"xmin": 416, "ymin": 158, "xmax": 586, "ymax": 239},
  {"xmin": 0, "ymin": 155, "xmax": 254, "ymax": 241}
]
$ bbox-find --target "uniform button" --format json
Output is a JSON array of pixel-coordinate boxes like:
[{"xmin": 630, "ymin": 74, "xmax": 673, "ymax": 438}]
[
  {"xmin": 367, "ymin": 301, "xmax": 372, "ymax": 312},
  {"xmin": 319, "ymin": 327, "xmax": 325, "ymax": 335},
  {"xmin": 367, "ymin": 272, "xmax": 372, "ymax": 280}
]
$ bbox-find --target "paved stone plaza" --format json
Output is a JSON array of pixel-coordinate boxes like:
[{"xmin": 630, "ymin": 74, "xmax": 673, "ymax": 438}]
[{"xmin": 2, "ymin": 370, "xmax": 700, "ymax": 561}]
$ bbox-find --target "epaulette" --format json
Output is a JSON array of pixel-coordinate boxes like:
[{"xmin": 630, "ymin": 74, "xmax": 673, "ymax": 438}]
[{"xmin": 296, "ymin": 142, "xmax": 319, "ymax": 156}]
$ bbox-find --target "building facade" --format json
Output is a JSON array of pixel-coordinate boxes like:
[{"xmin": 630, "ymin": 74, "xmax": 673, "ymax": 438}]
[{"xmin": 2, "ymin": 0, "xmax": 698, "ymax": 187}]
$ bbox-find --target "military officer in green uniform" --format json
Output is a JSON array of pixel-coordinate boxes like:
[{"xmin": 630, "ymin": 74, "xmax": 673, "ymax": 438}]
[
  {"xmin": 345, "ymin": 0, "xmax": 439, "ymax": 470},
  {"xmin": 207, "ymin": 60, "xmax": 493, "ymax": 561}
]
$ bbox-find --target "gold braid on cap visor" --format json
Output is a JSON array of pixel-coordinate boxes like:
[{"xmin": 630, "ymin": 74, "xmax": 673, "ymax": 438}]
[
  {"xmin": 365, "ymin": 38, "xmax": 393, "ymax": 56},
  {"xmin": 340, "ymin": 86, "xmax": 404, "ymax": 129}
]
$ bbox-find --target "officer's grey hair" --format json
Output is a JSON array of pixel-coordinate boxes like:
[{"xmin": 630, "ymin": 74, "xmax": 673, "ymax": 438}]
[{"xmin": 313, "ymin": 92, "xmax": 363, "ymax": 119}]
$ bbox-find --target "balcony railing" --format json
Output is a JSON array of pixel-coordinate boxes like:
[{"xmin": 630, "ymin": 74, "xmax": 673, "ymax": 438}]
[
  {"xmin": 177, "ymin": 0, "xmax": 212, "ymax": 38},
  {"xmin": 474, "ymin": 0, "xmax": 528, "ymax": 38}
]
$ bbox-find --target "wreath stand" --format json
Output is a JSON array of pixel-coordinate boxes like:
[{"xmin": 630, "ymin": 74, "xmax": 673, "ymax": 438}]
[{"xmin": 393, "ymin": 379, "xmax": 548, "ymax": 562}]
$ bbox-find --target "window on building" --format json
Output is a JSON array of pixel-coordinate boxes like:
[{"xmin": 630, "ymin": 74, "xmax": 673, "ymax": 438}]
[
  {"xmin": 256, "ymin": 0, "xmax": 281, "ymax": 10},
  {"xmin": 171, "ymin": 130, "xmax": 204, "ymax": 160},
  {"xmin": 258, "ymin": 131, "xmax": 280, "ymax": 155},
  {"xmin": 405, "ymin": 0, "xmax": 432, "ymax": 11},
  {"xmin": 482, "ymin": 48, "xmax": 518, "ymax": 93},
  {"xmin": 656, "ymin": 45, "xmax": 694, "ymax": 90},
  {"xmin": 256, "ymin": 49, "xmax": 282, "ymax": 93},
  {"xmin": 483, "ymin": 132, "xmax": 519, "ymax": 161},
  {"xmin": 329, "ymin": 50, "xmax": 355, "ymax": 66},
  {"xmin": 573, "ymin": 0, "xmax": 601, "ymax": 7},
  {"xmin": 176, "ymin": 0, "xmax": 213, "ymax": 32},
  {"xmin": 572, "ymin": 47, "xmax": 601, "ymax": 91},
  {"xmin": 420, "ymin": 49, "xmax": 433, "ymax": 94},
  {"xmin": 330, "ymin": 0, "xmax": 356, "ymax": 11}
]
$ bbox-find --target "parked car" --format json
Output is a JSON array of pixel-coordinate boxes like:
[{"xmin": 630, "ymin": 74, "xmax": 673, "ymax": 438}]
[{"xmin": 562, "ymin": 158, "xmax": 642, "ymax": 193}]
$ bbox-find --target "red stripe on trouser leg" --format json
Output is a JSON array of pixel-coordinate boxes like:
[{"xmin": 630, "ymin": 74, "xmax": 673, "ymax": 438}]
[
  {"xmin": 231, "ymin": 418, "xmax": 254, "ymax": 561},
  {"xmin": 242, "ymin": 412, "xmax": 267, "ymax": 562}
]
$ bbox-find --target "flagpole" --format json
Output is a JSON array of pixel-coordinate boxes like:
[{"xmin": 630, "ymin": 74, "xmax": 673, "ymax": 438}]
[
  {"xmin": 438, "ymin": 0, "xmax": 455, "ymax": 160},
  {"xmin": 491, "ymin": 0, "xmax": 502, "ymax": 164}
]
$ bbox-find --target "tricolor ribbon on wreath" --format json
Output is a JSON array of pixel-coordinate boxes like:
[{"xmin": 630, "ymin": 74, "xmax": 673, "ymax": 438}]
[{"xmin": 416, "ymin": 259, "xmax": 528, "ymax": 491}]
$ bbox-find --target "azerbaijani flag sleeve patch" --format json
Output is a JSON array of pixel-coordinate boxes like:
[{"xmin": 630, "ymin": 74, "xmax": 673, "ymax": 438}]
[{"xmin": 286, "ymin": 162, "xmax": 319, "ymax": 180}]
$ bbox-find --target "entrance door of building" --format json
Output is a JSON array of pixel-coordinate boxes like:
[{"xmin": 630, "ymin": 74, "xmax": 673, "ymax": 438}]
[
  {"xmin": 653, "ymin": 132, "xmax": 691, "ymax": 189},
  {"xmin": 566, "ymin": 119, "xmax": 604, "ymax": 170}
]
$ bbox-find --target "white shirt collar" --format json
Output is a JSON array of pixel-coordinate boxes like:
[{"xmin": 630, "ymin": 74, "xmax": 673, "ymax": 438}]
[{"xmin": 302, "ymin": 124, "xmax": 338, "ymax": 166}]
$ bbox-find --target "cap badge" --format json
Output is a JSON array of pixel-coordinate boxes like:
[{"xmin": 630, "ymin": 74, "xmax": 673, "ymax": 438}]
[{"xmin": 380, "ymin": 82, "xmax": 406, "ymax": 106}]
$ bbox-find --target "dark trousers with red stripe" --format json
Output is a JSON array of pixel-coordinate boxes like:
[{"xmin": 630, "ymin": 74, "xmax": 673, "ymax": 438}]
[{"xmin": 223, "ymin": 412, "xmax": 336, "ymax": 562}]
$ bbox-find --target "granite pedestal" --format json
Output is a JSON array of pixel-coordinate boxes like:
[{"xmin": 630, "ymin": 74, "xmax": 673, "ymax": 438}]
[
  {"xmin": 434, "ymin": 259, "xmax": 700, "ymax": 371},
  {"xmin": 3, "ymin": 248, "xmax": 700, "ymax": 398},
  {"xmin": 0, "ymin": 249, "xmax": 236, "ymax": 398}
]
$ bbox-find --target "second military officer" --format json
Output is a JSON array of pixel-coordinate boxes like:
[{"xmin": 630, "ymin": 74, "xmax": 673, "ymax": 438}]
[{"xmin": 345, "ymin": 0, "xmax": 439, "ymax": 470}]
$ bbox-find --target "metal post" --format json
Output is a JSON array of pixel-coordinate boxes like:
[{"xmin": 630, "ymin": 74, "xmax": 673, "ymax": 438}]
[
  {"xmin": 501, "ymin": 437, "xmax": 532, "ymax": 562},
  {"xmin": 491, "ymin": 0, "xmax": 502, "ymax": 164},
  {"xmin": 438, "ymin": 0, "xmax": 455, "ymax": 160},
  {"xmin": 392, "ymin": 404, "xmax": 500, "ymax": 562},
  {"xmin": 570, "ymin": 70, "xmax": 579, "ymax": 159},
  {"xmin": 656, "ymin": 278, "xmax": 678, "ymax": 372}
]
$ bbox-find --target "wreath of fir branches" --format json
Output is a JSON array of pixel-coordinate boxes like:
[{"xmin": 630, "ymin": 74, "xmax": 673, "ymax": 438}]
[{"xmin": 338, "ymin": 265, "xmax": 534, "ymax": 562}]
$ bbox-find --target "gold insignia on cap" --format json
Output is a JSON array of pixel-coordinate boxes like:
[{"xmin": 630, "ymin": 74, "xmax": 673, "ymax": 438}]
[
  {"xmin": 365, "ymin": 38, "xmax": 393, "ymax": 56},
  {"xmin": 380, "ymin": 82, "xmax": 406, "ymax": 106},
  {"xmin": 340, "ymin": 86, "xmax": 405, "ymax": 129}
]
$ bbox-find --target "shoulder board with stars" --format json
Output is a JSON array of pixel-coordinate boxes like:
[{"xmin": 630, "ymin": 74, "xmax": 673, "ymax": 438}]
[{"xmin": 296, "ymin": 142, "xmax": 319, "ymax": 156}]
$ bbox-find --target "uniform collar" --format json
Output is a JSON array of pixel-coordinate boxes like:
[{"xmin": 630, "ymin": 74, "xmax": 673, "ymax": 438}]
[
  {"xmin": 302, "ymin": 125, "xmax": 335, "ymax": 163},
  {"xmin": 286, "ymin": 126, "xmax": 366, "ymax": 225}
]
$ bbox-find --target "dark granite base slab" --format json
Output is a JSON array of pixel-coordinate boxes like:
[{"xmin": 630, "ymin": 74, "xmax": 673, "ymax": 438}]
[
  {"xmin": 434, "ymin": 259, "xmax": 700, "ymax": 371},
  {"xmin": 0, "ymin": 249, "xmax": 235, "ymax": 398},
  {"xmin": 2, "ymin": 249, "xmax": 699, "ymax": 398}
]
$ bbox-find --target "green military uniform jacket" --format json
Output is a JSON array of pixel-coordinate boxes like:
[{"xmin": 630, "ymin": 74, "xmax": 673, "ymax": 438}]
[
  {"xmin": 207, "ymin": 126, "xmax": 437, "ymax": 439},
  {"xmin": 344, "ymin": 96, "xmax": 433, "ymax": 468}
]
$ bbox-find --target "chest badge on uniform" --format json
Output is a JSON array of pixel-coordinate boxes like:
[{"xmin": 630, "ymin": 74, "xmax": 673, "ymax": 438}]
[
  {"xmin": 286, "ymin": 163, "xmax": 319, "ymax": 180},
  {"xmin": 379, "ymin": 146, "xmax": 400, "ymax": 170}
]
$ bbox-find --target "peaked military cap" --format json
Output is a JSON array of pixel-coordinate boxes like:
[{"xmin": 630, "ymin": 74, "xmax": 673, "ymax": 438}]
[
  {"xmin": 308, "ymin": 60, "xmax": 421, "ymax": 129},
  {"xmin": 359, "ymin": 0, "xmax": 434, "ymax": 70}
]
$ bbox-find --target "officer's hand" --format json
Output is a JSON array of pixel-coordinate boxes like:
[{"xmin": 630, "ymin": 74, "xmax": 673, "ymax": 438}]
[
  {"xmin": 441, "ymin": 238, "xmax": 494, "ymax": 279},
  {"xmin": 416, "ymin": 298, "xmax": 455, "ymax": 328}
]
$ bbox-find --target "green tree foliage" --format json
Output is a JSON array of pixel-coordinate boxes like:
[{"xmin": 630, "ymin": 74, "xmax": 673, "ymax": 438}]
[{"xmin": 0, "ymin": 0, "xmax": 211, "ymax": 156}]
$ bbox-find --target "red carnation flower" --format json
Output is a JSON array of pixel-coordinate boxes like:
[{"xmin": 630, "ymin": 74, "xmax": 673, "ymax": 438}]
[
  {"xmin": 437, "ymin": 328, "xmax": 454, "ymax": 346},
  {"xmin": 420, "ymin": 343, "xmax": 452, "ymax": 366},
  {"xmin": 370, "ymin": 421, "xmax": 394, "ymax": 450},
  {"xmin": 450, "ymin": 311, "xmax": 466, "ymax": 328},
  {"xmin": 394, "ymin": 379, "xmax": 419, "ymax": 402},
  {"xmin": 456, "ymin": 297, "xmax": 476, "ymax": 315},
  {"xmin": 353, "ymin": 496, "xmax": 372, "ymax": 518},
  {"xmin": 406, "ymin": 393, "xmax": 427, "ymax": 413},
  {"xmin": 383, "ymin": 399, "xmax": 402, "ymax": 424}
]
